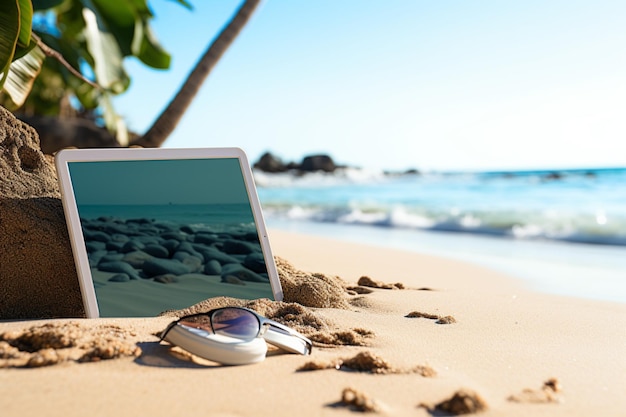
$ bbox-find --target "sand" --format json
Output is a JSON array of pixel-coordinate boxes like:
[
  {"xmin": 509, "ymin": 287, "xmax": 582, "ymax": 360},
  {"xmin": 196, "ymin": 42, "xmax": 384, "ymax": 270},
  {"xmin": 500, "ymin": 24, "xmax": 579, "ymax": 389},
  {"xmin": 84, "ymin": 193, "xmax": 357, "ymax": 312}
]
[
  {"xmin": 0, "ymin": 107, "xmax": 83, "ymax": 319},
  {"xmin": 1, "ymin": 229, "xmax": 625, "ymax": 416}
]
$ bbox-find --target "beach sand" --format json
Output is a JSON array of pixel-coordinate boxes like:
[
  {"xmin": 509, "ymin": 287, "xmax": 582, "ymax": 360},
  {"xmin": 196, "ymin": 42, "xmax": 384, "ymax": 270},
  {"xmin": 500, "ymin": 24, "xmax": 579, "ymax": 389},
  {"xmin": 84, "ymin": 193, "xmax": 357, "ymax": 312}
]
[{"xmin": 1, "ymin": 229, "xmax": 625, "ymax": 416}]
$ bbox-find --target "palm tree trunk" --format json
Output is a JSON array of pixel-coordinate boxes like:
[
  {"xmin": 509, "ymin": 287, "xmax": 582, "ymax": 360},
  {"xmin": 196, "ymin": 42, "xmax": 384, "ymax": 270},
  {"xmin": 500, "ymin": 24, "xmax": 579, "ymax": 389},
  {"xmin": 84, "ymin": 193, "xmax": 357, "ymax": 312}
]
[{"xmin": 132, "ymin": 0, "xmax": 261, "ymax": 148}]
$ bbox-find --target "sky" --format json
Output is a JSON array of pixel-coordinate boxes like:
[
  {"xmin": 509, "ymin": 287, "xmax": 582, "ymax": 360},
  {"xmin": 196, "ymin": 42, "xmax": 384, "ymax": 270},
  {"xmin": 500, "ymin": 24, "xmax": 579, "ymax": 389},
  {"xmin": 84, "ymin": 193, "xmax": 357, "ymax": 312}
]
[{"xmin": 112, "ymin": 0, "xmax": 626, "ymax": 172}]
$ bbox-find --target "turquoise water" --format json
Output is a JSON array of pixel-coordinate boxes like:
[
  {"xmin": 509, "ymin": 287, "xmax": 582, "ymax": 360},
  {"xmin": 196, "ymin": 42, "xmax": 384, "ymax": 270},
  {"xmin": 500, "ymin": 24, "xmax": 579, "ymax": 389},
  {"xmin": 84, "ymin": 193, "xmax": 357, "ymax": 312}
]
[
  {"xmin": 77, "ymin": 203, "xmax": 256, "ymax": 233},
  {"xmin": 255, "ymin": 167, "xmax": 626, "ymax": 303},
  {"xmin": 256, "ymin": 167, "xmax": 626, "ymax": 246}
]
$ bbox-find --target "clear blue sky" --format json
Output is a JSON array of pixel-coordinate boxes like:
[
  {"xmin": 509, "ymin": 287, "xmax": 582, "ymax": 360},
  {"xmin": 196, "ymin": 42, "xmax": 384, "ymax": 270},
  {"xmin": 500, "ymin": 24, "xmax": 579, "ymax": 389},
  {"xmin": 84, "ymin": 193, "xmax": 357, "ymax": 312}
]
[{"xmin": 113, "ymin": 0, "xmax": 626, "ymax": 172}]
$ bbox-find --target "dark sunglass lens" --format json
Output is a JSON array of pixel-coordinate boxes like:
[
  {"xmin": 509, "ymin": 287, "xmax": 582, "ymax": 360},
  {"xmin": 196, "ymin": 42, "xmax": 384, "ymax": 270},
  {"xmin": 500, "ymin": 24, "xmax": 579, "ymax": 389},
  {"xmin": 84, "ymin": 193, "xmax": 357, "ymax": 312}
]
[
  {"xmin": 211, "ymin": 309, "xmax": 259, "ymax": 339},
  {"xmin": 176, "ymin": 315, "xmax": 214, "ymax": 333}
]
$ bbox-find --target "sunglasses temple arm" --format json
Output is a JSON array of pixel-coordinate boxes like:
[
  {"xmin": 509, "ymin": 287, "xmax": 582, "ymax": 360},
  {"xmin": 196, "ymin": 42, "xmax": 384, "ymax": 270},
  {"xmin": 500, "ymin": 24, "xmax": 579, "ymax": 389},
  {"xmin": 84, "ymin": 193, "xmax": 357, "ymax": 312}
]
[
  {"xmin": 159, "ymin": 322, "xmax": 177, "ymax": 342},
  {"xmin": 267, "ymin": 321, "xmax": 313, "ymax": 354}
]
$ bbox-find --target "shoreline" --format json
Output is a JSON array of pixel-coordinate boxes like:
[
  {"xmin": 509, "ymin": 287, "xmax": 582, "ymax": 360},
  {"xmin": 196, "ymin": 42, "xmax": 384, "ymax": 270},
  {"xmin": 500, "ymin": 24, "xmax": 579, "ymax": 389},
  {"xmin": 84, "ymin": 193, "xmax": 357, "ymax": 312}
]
[
  {"xmin": 2, "ymin": 230, "xmax": 625, "ymax": 416},
  {"xmin": 266, "ymin": 219, "xmax": 626, "ymax": 304},
  {"xmin": 267, "ymin": 229, "xmax": 525, "ymax": 295}
]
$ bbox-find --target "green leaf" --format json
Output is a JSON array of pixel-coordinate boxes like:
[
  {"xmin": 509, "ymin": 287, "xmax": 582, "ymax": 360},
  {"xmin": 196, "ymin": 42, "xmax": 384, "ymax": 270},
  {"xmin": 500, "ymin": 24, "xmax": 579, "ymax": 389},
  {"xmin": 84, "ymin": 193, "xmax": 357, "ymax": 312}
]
[
  {"xmin": 81, "ymin": 6, "xmax": 129, "ymax": 94},
  {"xmin": 16, "ymin": 0, "xmax": 33, "ymax": 47},
  {"xmin": 56, "ymin": 0, "xmax": 87, "ymax": 40},
  {"xmin": 73, "ymin": 78, "xmax": 98, "ymax": 109},
  {"xmin": 68, "ymin": 0, "xmax": 178, "ymax": 72},
  {"xmin": 90, "ymin": 0, "xmax": 136, "ymax": 56},
  {"xmin": 12, "ymin": 37, "xmax": 37, "ymax": 61},
  {"xmin": 3, "ymin": 44, "xmax": 45, "ymax": 107},
  {"xmin": 88, "ymin": 0, "xmax": 175, "ymax": 69},
  {"xmin": 0, "ymin": 0, "xmax": 20, "ymax": 88},
  {"xmin": 131, "ymin": 18, "xmax": 170, "ymax": 69},
  {"xmin": 89, "ymin": 0, "xmax": 151, "ymax": 57},
  {"xmin": 15, "ymin": 62, "xmax": 67, "ymax": 115}
]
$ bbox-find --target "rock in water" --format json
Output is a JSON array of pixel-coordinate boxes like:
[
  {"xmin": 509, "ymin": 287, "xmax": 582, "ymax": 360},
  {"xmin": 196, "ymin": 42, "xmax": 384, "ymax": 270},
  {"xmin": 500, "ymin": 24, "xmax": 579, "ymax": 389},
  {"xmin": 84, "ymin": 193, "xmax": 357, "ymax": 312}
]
[
  {"xmin": 142, "ymin": 258, "xmax": 191, "ymax": 277},
  {"xmin": 98, "ymin": 261, "xmax": 142, "ymax": 280},
  {"xmin": 0, "ymin": 106, "xmax": 83, "ymax": 319}
]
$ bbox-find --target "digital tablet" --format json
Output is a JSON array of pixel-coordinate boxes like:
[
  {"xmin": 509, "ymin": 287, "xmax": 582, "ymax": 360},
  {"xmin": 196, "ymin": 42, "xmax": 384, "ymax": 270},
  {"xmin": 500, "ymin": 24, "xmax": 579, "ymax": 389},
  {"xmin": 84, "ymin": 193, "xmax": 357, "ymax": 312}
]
[{"xmin": 55, "ymin": 147, "xmax": 282, "ymax": 318}]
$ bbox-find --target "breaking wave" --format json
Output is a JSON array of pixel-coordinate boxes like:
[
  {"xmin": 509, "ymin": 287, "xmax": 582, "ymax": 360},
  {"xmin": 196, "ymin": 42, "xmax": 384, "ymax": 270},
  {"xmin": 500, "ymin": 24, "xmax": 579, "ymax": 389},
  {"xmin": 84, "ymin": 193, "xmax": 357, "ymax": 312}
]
[{"xmin": 255, "ymin": 167, "xmax": 626, "ymax": 246}]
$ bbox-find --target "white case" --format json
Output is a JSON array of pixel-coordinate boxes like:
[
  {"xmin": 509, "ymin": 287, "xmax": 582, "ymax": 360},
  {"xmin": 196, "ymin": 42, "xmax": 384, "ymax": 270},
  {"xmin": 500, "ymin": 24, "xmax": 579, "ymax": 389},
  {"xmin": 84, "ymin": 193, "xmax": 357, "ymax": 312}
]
[{"xmin": 163, "ymin": 324, "xmax": 268, "ymax": 365}]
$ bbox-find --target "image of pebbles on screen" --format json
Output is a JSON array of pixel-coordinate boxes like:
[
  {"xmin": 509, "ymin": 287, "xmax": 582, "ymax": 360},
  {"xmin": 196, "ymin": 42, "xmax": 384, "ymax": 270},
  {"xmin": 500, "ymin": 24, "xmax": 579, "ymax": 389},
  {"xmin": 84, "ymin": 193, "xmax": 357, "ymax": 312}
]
[{"xmin": 68, "ymin": 158, "xmax": 274, "ymax": 317}]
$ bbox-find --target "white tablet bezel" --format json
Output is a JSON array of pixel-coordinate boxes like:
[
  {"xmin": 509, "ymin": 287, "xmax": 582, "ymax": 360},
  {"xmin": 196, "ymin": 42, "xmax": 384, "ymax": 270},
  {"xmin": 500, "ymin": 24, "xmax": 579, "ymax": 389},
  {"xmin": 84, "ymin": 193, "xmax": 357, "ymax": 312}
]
[{"xmin": 55, "ymin": 147, "xmax": 283, "ymax": 318}]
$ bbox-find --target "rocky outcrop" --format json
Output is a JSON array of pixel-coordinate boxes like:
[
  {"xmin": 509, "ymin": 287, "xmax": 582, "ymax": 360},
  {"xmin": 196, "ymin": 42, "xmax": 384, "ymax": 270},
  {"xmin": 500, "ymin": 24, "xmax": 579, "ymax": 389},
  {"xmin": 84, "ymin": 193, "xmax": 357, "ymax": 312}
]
[
  {"xmin": 0, "ymin": 106, "xmax": 83, "ymax": 319},
  {"xmin": 300, "ymin": 154, "xmax": 337, "ymax": 173},
  {"xmin": 253, "ymin": 152, "xmax": 290, "ymax": 173},
  {"xmin": 253, "ymin": 151, "xmax": 341, "ymax": 173}
]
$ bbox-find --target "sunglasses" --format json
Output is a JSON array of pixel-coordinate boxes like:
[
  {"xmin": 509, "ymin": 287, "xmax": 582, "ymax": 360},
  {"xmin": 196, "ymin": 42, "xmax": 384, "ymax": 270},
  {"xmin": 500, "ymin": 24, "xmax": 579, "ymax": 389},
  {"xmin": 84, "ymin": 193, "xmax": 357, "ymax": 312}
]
[{"xmin": 160, "ymin": 307, "xmax": 313, "ymax": 356}]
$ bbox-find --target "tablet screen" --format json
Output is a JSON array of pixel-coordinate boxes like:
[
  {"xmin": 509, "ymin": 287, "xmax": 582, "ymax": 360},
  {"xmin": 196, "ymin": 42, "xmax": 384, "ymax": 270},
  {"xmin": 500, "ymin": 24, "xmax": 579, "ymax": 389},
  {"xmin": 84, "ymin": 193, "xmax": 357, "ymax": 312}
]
[{"xmin": 59, "ymin": 150, "xmax": 280, "ymax": 317}]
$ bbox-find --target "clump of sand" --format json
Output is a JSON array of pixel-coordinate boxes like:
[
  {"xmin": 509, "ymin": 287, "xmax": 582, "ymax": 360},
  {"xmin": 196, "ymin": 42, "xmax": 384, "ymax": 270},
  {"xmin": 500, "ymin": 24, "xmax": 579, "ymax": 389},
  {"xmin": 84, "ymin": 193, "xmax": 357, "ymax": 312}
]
[
  {"xmin": 345, "ymin": 286, "xmax": 374, "ymax": 295},
  {"xmin": 338, "ymin": 351, "xmax": 404, "ymax": 374},
  {"xmin": 406, "ymin": 311, "xmax": 457, "ymax": 324},
  {"xmin": 346, "ymin": 275, "xmax": 411, "ymax": 303},
  {"xmin": 436, "ymin": 315, "xmax": 457, "ymax": 324},
  {"xmin": 357, "ymin": 276, "xmax": 405, "ymax": 290},
  {"xmin": 275, "ymin": 257, "xmax": 351, "ymax": 309},
  {"xmin": 298, "ymin": 351, "xmax": 436, "ymax": 376},
  {"xmin": 422, "ymin": 389, "xmax": 489, "ymax": 415},
  {"xmin": 308, "ymin": 328, "xmax": 374, "ymax": 347},
  {"xmin": 338, "ymin": 387, "xmax": 381, "ymax": 413},
  {"xmin": 507, "ymin": 378, "xmax": 563, "ymax": 404},
  {"xmin": 0, "ymin": 322, "xmax": 141, "ymax": 368}
]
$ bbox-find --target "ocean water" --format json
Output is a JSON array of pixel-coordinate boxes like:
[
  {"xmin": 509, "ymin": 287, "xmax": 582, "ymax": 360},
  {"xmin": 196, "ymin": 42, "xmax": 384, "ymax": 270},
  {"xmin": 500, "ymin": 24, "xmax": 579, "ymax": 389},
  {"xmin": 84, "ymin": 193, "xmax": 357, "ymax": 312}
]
[
  {"xmin": 254, "ymin": 167, "xmax": 626, "ymax": 303},
  {"xmin": 77, "ymin": 203, "xmax": 257, "ymax": 233}
]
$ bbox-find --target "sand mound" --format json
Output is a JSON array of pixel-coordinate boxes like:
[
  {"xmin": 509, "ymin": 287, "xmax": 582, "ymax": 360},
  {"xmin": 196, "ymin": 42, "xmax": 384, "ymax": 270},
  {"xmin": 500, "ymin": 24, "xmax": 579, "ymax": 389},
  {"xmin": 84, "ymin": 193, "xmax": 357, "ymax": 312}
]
[
  {"xmin": 337, "ymin": 387, "xmax": 382, "ymax": 413},
  {"xmin": 0, "ymin": 107, "xmax": 83, "ymax": 319},
  {"xmin": 0, "ymin": 322, "xmax": 141, "ymax": 368},
  {"xmin": 275, "ymin": 256, "xmax": 351, "ymax": 309},
  {"xmin": 423, "ymin": 389, "xmax": 489, "ymax": 415}
]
